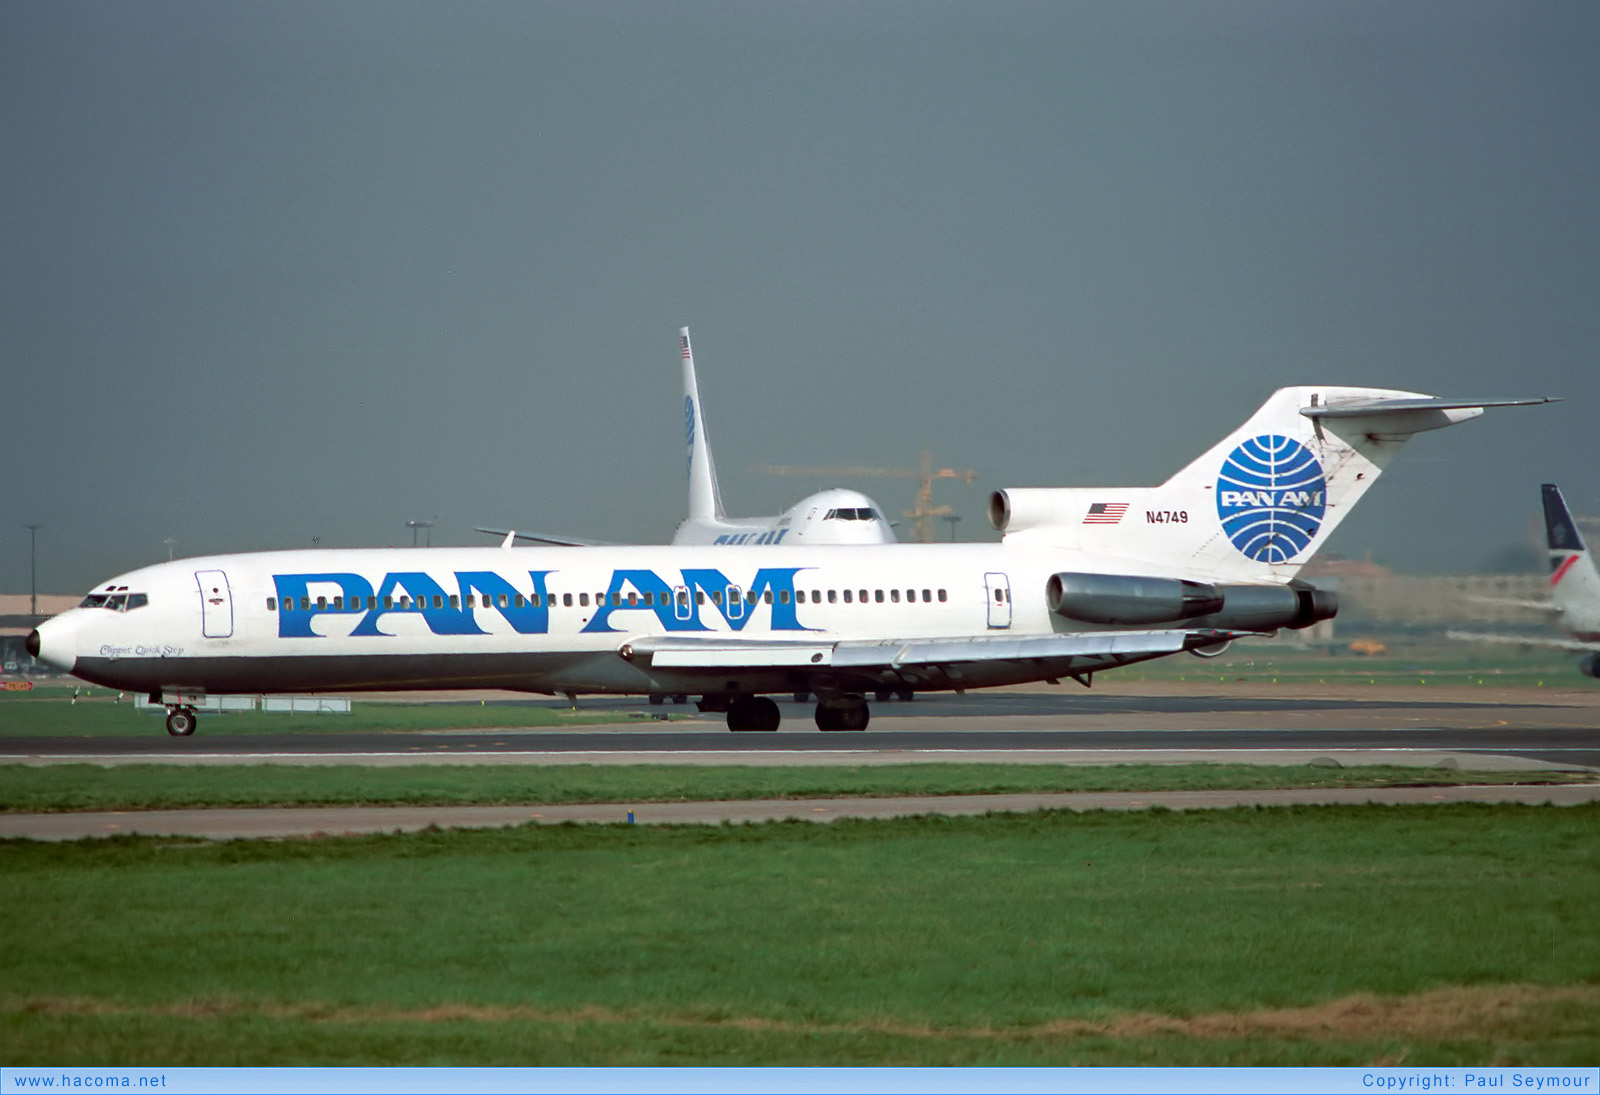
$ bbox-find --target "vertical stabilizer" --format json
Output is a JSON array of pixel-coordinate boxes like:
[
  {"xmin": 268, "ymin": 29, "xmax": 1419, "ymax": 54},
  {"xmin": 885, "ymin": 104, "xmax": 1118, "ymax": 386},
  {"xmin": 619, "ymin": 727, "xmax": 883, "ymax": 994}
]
[
  {"xmin": 681, "ymin": 327, "xmax": 724, "ymax": 522},
  {"xmin": 1542, "ymin": 483, "xmax": 1600, "ymax": 639},
  {"xmin": 994, "ymin": 388, "xmax": 1553, "ymax": 584}
]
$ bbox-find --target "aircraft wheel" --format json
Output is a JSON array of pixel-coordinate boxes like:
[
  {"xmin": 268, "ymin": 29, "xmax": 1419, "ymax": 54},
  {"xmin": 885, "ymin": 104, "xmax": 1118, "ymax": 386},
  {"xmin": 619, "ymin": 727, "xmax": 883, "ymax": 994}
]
[
  {"xmin": 792, "ymin": 691, "xmax": 811, "ymax": 703},
  {"xmin": 896, "ymin": 689, "xmax": 914, "ymax": 702},
  {"xmin": 648, "ymin": 693, "xmax": 665, "ymax": 705},
  {"xmin": 874, "ymin": 688, "xmax": 893, "ymax": 702},
  {"xmin": 1580, "ymin": 653, "xmax": 1600, "ymax": 679},
  {"xmin": 165, "ymin": 707, "xmax": 198, "ymax": 737},
  {"xmin": 815, "ymin": 700, "xmax": 869, "ymax": 731},
  {"xmin": 727, "ymin": 696, "xmax": 781, "ymax": 732}
]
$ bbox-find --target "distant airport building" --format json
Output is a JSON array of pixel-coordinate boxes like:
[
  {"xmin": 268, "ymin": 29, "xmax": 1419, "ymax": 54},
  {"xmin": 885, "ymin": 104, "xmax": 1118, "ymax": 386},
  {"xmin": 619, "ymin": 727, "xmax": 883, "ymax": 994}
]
[{"xmin": 0, "ymin": 594, "xmax": 77, "ymax": 675}]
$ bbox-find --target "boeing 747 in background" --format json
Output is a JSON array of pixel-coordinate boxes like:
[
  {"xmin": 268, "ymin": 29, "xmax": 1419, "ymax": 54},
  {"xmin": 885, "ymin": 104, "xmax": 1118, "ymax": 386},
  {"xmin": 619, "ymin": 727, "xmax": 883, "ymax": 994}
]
[
  {"xmin": 479, "ymin": 328, "xmax": 897, "ymax": 549},
  {"xmin": 29, "ymin": 382, "xmax": 1553, "ymax": 735},
  {"xmin": 1450, "ymin": 483, "xmax": 1600, "ymax": 677}
]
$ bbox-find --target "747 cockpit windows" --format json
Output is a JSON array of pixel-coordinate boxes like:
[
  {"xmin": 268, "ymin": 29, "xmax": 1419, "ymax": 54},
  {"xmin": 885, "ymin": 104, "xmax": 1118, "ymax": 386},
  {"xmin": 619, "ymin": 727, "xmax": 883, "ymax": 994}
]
[
  {"xmin": 79, "ymin": 588, "xmax": 149, "ymax": 612},
  {"xmin": 824, "ymin": 508, "xmax": 881, "ymax": 522}
]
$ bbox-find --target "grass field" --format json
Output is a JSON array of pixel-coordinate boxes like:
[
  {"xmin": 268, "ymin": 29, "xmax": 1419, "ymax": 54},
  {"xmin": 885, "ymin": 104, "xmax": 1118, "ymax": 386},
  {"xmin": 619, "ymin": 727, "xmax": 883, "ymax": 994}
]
[
  {"xmin": 0, "ymin": 762, "xmax": 1592, "ymax": 814},
  {"xmin": 3, "ymin": 804, "xmax": 1597, "ymax": 1065}
]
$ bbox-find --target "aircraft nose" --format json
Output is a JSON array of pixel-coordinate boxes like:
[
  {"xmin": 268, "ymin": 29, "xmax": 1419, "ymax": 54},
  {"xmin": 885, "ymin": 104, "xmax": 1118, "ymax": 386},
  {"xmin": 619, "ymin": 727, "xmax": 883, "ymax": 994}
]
[{"xmin": 27, "ymin": 617, "xmax": 77, "ymax": 673}]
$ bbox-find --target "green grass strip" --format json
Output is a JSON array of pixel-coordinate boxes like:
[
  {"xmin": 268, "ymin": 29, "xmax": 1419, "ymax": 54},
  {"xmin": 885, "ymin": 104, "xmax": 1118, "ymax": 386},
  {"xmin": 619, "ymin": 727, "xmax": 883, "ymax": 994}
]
[
  {"xmin": 3, "ymin": 804, "xmax": 1597, "ymax": 1064},
  {"xmin": 1, "ymin": 762, "xmax": 1590, "ymax": 813}
]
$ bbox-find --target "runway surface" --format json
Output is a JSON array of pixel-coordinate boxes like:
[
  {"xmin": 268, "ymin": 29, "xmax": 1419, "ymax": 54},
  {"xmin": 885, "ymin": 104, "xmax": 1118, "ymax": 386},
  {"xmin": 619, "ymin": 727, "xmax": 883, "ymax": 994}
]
[{"xmin": 4, "ymin": 686, "xmax": 1597, "ymax": 767}]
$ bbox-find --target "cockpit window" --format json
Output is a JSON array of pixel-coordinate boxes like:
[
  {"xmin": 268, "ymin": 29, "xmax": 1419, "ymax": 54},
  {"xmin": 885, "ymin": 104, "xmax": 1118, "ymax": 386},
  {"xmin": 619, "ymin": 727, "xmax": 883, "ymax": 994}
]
[
  {"xmin": 81, "ymin": 592, "xmax": 148, "ymax": 611},
  {"xmin": 823, "ymin": 507, "xmax": 880, "ymax": 522}
]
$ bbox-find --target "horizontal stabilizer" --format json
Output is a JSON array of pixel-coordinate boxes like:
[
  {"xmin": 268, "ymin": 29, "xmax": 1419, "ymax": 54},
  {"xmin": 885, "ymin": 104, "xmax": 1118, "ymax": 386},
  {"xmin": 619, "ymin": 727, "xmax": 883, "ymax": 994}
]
[{"xmin": 1303, "ymin": 396, "xmax": 1559, "ymax": 418}]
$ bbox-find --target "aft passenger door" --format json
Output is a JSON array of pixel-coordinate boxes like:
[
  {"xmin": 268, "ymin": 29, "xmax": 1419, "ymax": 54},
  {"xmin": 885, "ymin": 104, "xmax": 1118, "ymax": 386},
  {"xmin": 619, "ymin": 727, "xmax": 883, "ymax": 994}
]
[
  {"xmin": 984, "ymin": 572, "xmax": 1012, "ymax": 629},
  {"xmin": 196, "ymin": 570, "xmax": 234, "ymax": 638}
]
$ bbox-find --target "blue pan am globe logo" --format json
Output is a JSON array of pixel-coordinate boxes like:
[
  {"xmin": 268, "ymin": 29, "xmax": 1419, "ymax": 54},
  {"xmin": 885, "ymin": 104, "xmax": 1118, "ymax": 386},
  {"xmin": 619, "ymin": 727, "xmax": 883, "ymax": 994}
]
[{"xmin": 1216, "ymin": 435, "xmax": 1327, "ymax": 563}]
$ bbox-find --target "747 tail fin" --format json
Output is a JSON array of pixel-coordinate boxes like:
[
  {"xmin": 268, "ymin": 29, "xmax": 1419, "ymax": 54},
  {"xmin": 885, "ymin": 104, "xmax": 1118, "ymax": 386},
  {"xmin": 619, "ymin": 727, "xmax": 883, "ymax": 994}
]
[{"xmin": 681, "ymin": 327, "xmax": 725, "ymax": 523}]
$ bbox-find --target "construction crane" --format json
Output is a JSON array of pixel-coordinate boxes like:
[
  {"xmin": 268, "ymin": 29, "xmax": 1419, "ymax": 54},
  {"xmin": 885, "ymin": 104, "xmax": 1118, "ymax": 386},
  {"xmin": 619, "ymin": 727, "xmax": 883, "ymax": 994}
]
[{"xmin": 754, "ymin": 451, "xmax": 978, "ymax": 543}]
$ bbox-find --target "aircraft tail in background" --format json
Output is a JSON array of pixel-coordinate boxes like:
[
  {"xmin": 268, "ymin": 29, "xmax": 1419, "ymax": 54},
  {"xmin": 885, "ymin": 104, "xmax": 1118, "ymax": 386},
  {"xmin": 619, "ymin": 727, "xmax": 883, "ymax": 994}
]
[
  {"xmin": 1542, "ymin": 483, "xmax": 1600, "ymax": 643},
  {"xmin": 680, "ymin": 327, "xmax": 725, "ymax": 525}
]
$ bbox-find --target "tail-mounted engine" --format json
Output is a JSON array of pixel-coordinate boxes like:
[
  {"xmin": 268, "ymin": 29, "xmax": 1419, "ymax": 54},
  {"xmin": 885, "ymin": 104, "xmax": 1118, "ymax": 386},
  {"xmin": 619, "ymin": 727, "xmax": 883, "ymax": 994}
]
[{"xmin": 1046, "ymin": 571, "xmax": 1337, "ymax": 632}]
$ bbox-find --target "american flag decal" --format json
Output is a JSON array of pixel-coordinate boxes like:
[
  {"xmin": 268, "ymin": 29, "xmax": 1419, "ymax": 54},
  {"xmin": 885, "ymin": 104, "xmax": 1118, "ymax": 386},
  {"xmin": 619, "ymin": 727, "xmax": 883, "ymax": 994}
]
[
  {"xmin": 680, "ymin": 336, "xmax": 692, "ymax": 360},
  {"xmin": 1083, "ymin": 502, "xmax": 1129, "ymax": 525}
]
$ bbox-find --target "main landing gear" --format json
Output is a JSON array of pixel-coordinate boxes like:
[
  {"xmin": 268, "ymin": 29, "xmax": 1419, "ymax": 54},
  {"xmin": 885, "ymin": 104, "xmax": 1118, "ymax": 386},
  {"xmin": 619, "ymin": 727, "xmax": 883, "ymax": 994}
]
[
  {"xmin": 726, "ymin": 695, "xmax": 782, "ymax": 732},
  {"xmin": 164, "ymin": 706, "xmax": 198, "ymax": 737},
  {"xmin": 714, "ymin": 693, "xmax": 871, "ymax": 732},
  {"xmin": 814, "ymin": 698, "xmax": 869, "ymax": 731}
]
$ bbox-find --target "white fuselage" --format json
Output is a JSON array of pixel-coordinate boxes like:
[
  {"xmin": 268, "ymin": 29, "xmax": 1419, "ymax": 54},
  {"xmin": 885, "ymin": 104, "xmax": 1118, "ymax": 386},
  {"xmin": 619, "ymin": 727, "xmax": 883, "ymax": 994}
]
[{"xmin": 34, "ymin": 541, "xmax": 1087, "ymax": 699}]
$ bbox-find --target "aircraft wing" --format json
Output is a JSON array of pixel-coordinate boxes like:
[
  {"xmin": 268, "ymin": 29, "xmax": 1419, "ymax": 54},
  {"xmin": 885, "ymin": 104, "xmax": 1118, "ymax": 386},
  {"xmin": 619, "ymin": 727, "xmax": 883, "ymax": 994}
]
[
  {"xmin": 1465, "ymin": 595, "xmax": 1563, "ymax": 614},
  {"xmin": 1446, "ymin": 629, "xmax": 1600, "ymax": 653},
  {"xmin": 628, "ymin": 629, "xmax": 1241, "ymax": 673},
  {"xmin": 474, "ymin": 527, "xmax": 624, "ymax": 548}
]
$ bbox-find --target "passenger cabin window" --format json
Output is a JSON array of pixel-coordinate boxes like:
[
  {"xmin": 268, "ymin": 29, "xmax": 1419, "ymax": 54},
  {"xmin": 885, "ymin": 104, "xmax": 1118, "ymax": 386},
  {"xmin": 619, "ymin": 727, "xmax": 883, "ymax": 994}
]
[
  {"xmin": 890, "ymin": 589, "xmax": 900, "ymax": 603},
  {"xmin": 843, "ymin": 590, "xmax": 853, "ymax": 604},
  {"xmin": 579, "ymin": 593, "xmax": 590, "ymax": 607},
  {"xmin": 828, "ymin": 590, "xmax": 837, "ymax": 603},
  {"xmin": 301, "ymin": 597, "xmax": 312, "ymax": 611},
  {"xmin": 267, "ymin": 597, "xmax": 277, "ymax": 611}
]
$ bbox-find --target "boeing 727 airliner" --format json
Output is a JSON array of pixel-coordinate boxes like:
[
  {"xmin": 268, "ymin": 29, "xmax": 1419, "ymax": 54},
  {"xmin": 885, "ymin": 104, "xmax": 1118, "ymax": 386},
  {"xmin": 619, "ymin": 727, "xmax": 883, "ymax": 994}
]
[{"xmin": 29, "ymin": 385, "xmax": 1552, "ymax": 735}]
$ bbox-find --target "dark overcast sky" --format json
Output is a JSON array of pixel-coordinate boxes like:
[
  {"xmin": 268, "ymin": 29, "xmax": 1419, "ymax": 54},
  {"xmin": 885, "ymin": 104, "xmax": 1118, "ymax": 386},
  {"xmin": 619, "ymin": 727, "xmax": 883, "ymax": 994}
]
[{"xmin": 3, "ymin": 1, "xmax": 1596, "ymax": 593}]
